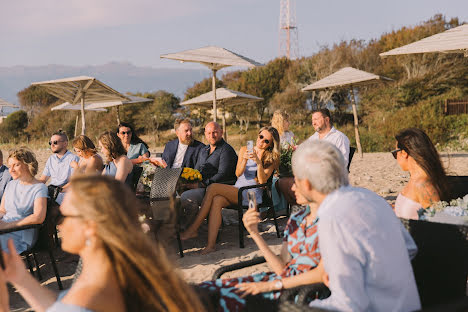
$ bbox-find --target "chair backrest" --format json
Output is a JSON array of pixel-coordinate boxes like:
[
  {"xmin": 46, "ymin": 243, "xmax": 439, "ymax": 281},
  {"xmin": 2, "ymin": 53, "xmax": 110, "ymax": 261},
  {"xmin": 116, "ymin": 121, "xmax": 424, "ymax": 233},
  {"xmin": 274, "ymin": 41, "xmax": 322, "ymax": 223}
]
[
  {"xmin": 446, "ymin": 175, "xmax": 468, "ymax": 200},
  {"xmin": 130, "ymin": 166, "xmax": 144, "ymax": 192},
  {"xmin": 35, "ymin": 197, "xmax": 60, "ymax": 250},
  {"xmin": 347, "ymin": 147, "xmax": 356, "ymax": 171},
  {"xmin": 149, "ymin": 167, "xmax": 182, "ymax": 221}
]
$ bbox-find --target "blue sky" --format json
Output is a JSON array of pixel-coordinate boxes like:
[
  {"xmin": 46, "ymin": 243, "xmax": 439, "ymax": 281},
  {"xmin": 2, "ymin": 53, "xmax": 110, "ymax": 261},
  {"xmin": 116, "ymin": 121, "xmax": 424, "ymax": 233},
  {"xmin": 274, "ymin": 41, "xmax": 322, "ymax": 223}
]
[{"xmin": 1, "ymin": 0, "xmax": 467, "ymax": 69}]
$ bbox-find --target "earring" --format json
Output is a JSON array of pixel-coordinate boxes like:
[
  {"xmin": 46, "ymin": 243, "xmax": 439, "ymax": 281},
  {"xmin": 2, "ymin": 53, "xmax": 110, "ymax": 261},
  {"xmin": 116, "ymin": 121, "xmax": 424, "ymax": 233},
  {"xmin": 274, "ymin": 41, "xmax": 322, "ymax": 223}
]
[{"xmin": 85, "ymin": 238, "xmax": 91, "ymax": 246}]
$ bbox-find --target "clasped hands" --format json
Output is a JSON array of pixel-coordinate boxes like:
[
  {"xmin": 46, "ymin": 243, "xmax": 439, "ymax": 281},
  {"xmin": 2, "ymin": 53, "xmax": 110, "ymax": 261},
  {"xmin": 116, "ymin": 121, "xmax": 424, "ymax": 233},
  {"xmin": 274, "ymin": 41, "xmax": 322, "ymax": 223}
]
[
  {"xmin": 135, "ymin": 155, "xmax": 167, "ymax": 168},
  {"xmin": 243, "ymin": 148, "xmax": 261, "ymax": 165}
]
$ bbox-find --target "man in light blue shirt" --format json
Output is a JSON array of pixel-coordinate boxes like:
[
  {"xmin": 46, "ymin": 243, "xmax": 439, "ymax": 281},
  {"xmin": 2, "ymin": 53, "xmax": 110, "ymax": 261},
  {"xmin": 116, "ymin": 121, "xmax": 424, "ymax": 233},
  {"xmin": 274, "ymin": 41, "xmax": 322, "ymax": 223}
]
[
  {"xmin": 39, "ymin": 131, "xmax": 79, "ymax": 204},
  {"xmin": 0, "ymin": 150, "xmax": 12, "ymax": 201},
  {"xmin": 292, "ymin": 140, "xmax": 420, "ymax": 312}
]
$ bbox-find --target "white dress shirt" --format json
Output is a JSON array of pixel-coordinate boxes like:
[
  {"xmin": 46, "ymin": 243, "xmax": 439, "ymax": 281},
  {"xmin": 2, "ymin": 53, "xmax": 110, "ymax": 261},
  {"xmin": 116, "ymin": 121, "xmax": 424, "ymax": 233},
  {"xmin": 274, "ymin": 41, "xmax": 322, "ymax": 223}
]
[
  {"xmin": 310, "ymin": 186, "xmax": 421, "ymax": 312},
  {"xmin": 173, "ymin": 142, "xmax": 188, "ymax": 168},
  {"xmin": 307, "ymin": 127, "xmax": 350, "ymax": 165}
]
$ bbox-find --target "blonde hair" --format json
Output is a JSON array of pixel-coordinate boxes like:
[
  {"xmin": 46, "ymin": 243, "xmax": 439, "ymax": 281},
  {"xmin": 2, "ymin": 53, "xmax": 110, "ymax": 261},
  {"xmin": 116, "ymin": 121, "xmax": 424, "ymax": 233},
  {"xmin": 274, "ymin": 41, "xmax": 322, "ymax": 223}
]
[
  {"xmin": 8, "ymin": 148, "xmax": 38, "ymax": 177},
  {"xmin": 68, "ymin": 175, "xmax": 205, "ymax": 312},
  {"xmin": 98, "ymin": 131, "xmax": 127, "ymax": 162},
  {"xmin": 259, "ymin": 126, "xmax": 280, "ymax": 169},
  {"xmin": 271, "ymin": 110, "xmax": 289, "ymax": 136},
  {"xmin": 72, "ymin": 135, "xmax": 97, "ymax": 158}
]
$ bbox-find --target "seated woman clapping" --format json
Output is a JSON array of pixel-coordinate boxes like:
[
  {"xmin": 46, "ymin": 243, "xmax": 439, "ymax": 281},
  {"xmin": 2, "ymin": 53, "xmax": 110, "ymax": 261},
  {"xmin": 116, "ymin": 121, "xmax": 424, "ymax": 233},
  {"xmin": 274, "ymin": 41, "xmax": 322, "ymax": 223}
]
[
  {"xmin": 0, "ymin": 175, "xmax": 204, "ymax": 312},
  {"xmin": 393, "ymin": 128, "xmax": 448, "ymax": 219},
  {"xmin": 0, "ymin": 148, "xmax": 47, "ymax": 254},
  {"xmin": 98, "ymin": 131, "xmax": 134, "ymax": 186},
  {"xmin": 70, "ymin": 135, "xmax": 104, "ymax": 174},
  {"xmin": 198, "ymin": 179, "xmax": 323, "ymax": 311},
  {"xmin": 180, "ymin": 126, "xmax": 280, "ymax": 254}
]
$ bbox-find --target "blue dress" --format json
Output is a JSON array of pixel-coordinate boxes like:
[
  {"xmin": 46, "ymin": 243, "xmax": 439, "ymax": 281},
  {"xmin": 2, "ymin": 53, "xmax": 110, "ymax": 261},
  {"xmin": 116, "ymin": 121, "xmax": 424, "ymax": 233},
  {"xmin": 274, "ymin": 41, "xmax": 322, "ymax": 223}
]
[
  {"xmin": 199, "ymin": 206, "xmax": 320, "ymax": 311},
  {"xmin": 234, "ymin": 159, "xmax": 262, "ymax": 205},
  {"xmin": 103, "ymin": 161, "xmax": 134, "ymax": 187},
  {"xmin": 127, "ymin": 143, "xmax": 149, "ymax": 160},
  {"xmin": 0, "ymin": 180, "xmax": 48, "ymax": 253},
  {"xmin": 46, "ymin": 291, "xmax": 94, "ymax": 312}
]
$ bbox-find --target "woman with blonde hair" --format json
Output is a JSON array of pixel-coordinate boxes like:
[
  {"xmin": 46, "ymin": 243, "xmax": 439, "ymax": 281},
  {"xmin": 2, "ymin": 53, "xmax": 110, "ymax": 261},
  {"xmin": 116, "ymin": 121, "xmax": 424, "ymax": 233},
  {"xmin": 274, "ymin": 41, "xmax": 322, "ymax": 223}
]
[
  {"xmin": 0, "ymin": 175, "xmax": 205, "ymax": 312},
  {"xmin": 271, "ymin": 110, "xmax": 294, "ymax": 147},
  {"xmin": 70, "ymin": 135, "xmax": 104, "ymax": 174},
  {"xmin": 181, "ymin": 126, "xmax": 280, "ymax": 254},
  {"xmin": 0, "ymin": 148, "xmax": 47, "ymax": 253},
  {"xmin": 98, "ymin": 131, "xmax": 133, "ymax": 186}
]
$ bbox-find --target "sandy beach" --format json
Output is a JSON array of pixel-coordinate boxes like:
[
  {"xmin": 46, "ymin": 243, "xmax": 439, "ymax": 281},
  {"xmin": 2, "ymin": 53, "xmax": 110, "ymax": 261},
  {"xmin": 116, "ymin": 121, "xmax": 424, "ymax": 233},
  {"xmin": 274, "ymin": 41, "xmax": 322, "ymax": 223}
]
[{"xmin": 7, "ymin": 149, "xmax": 468, "ymax": 310}]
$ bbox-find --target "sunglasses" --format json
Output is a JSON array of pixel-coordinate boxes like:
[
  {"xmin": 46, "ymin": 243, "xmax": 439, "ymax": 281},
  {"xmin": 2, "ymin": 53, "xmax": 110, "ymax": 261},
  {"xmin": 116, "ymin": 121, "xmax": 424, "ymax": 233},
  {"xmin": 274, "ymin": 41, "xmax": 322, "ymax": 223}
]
[
  {"xmin": 391, "ymin": 148, "xmax": 402, "ymax": 159},
  {"xmin": 49, "ymin": 140, "xmax": 64, "ymax": 145},
  {"xmin": 56, "ymin": 211, "xmax": 84, "ymax": 225},
  {"xmin": 119, "ymin": 131, "xmax": 132, "ymax": 135},
  {"xmin": 258, "ymin": 134, "xmax": 270, "ymax": 145}
]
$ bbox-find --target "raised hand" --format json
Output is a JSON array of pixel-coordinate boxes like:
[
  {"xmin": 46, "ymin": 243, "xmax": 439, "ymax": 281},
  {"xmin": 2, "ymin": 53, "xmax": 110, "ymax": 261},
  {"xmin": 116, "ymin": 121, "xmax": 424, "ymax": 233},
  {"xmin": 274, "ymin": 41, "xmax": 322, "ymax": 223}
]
[
  {"xmin": 0, "ymin": 267, "xmax": 9, "ymax": 312},
  {"xmin": 2, "ymin": 239, "xmax": 28, "ymax": 285},
  {"xmin": 242, "ymin": 207, "xmax": 260, "ymax": 235}
]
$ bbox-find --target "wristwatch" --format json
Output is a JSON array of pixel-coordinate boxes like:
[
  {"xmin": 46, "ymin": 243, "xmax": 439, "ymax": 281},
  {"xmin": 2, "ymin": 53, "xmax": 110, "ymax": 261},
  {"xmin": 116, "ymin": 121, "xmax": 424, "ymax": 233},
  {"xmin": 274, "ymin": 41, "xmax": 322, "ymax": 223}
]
[{"xmin": 274, "ymin": 280, "xmax": 283, "ymax": 290}]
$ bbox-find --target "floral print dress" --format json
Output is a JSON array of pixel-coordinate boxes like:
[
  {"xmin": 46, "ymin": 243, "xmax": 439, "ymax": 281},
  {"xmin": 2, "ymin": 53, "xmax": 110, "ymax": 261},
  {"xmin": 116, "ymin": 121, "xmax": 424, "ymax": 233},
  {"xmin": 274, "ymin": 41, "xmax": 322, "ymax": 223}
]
[{"xmin": 199, "ymin": 206, "xmax": 320, "ymax": 312}]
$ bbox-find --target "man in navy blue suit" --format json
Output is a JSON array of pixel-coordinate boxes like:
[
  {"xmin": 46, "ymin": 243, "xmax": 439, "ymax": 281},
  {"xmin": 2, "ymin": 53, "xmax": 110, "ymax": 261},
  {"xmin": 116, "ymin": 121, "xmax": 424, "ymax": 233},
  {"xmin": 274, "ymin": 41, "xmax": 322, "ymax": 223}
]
[{"xmin": 162, "ymin": 119, "xmax": 204, "ymax": 169}]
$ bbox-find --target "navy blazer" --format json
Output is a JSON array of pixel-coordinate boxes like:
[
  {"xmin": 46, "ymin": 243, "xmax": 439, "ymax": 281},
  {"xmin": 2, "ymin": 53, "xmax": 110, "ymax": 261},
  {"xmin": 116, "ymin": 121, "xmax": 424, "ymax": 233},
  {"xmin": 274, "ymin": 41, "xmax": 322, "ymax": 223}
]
[
  {"xmin": 195, "ymin": 139, "xmax": 238, "ymax": 186},
  {"xmin": 162, "ymin": 139, "xmax": 205, "ymax": 169}
]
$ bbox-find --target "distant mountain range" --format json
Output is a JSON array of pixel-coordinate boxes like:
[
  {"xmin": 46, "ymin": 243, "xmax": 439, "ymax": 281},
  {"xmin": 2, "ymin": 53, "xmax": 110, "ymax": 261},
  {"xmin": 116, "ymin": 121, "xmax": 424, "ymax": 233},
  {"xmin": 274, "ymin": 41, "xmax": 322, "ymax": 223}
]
[{"xmin": 0, "ymin": 62, "xmax": 210, "ymax": 108}]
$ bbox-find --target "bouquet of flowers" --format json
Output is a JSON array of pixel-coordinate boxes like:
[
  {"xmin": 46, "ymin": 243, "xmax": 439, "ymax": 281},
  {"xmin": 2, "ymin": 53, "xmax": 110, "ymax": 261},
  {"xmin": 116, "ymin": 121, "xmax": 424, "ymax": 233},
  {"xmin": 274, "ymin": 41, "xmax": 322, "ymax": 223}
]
[
  {"xmin": 138, "ymin": 161, "xmax": 157, "ymax": 192},
  {"xmin": 279, "ymin": 140, "xmax": 297, "ymax": 177},
  {"xmin": 180, "ymin": 167, "xmax": 203, "ymax": 183},
  {"xmin": 418, "ymin": 195, "xmax": 468, "ymax": 225}
]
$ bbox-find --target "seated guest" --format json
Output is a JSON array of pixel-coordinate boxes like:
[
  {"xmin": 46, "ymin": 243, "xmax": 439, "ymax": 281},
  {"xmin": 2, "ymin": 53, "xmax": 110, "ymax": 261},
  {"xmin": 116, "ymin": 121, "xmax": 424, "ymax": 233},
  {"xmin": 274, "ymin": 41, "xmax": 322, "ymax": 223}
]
[
  {"xmin": 181, "ymin": 127, "xmax": 280, "ymax": 254},
  {"xmin": 0, "ymin": 150, "xmax": 12, "ymax": 202},
  {"xmin": 70, "ymin": 135, "xmax": 104, "ymax": 174},
  {"xmin": 116, "ymin": 122, "xmax": 150, "ymax": 165},
  {"xmin": 0, "ymin": 175, "xmax": 204, "ymax": 312},
  {"xmin": 0, "ymin": 148, "xmax": 47, "ymax": 253},
  {"xmin": 180, "ymin": 122, "xmax": 237, "ymax": 226},
  {"xmin": 293, "ymin": 141, "xmax": 420, "ymax": 311},
  {"xmin": 199, "ymin": 173, "xmax": 323, "ymax": 311},
  {"xmin": 162, "ymin": 118, "xmax": 204, "ymax": 169},
  {"xmin": 393, "ymin": 128, "xmax": 448, "ymax": 220},
  {"xmin": 98, "ymin": 131, "xmax": 134, "ymax": 186},
  {"xmin": 39, "ymin": 130, "xmax": 79, "ymax": 204},
  {"xmin": 271, "ymin": 109, "xmax": 295, "ymax": 147}
]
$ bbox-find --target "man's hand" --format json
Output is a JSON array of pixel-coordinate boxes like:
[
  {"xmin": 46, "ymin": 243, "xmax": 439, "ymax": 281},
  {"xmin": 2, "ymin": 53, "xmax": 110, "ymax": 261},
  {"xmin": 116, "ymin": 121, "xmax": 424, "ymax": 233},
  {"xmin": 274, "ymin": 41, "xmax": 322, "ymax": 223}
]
[{"xmin": 242, "ymin": 207, "xmax": 260, "ymax": 235}]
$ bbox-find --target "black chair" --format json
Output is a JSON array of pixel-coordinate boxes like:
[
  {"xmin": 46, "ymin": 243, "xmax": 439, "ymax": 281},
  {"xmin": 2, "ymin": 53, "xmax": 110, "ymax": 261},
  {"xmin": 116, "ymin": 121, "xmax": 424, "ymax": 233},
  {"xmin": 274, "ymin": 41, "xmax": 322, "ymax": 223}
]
[
  {"xmin": 225, "ymin": 176, "xmax": 281, "ymax": 248},
  {"xmin": 0, "ymin": 197, "xmax": 63, "ymax": 290},
  {"xmin": 446, "ymin": 175, "xmax": 468, "ymax": 200},
  {"xmin": 130, "ymin": 165, "xmax": 144, "ymax": 192},
  {"xmin": 347, "ymin": 147, "xmax": 356, "ymax": 172}
]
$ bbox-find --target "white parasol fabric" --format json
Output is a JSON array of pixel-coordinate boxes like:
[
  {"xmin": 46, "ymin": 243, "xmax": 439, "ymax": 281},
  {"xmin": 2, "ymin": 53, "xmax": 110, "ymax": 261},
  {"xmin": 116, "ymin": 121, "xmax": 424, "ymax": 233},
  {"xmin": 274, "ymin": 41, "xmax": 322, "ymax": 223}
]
[
  {"xmin": 181, "ymin": 88, "xmax": 263, "ymax": 106},
  {"xmin": 51, "ymin": 102, "xmax": 107, "ymax": 112},
  {"xmin": 161, "ymin": 46, "xmax": 262, "ymax": 121},
  {"xmin": 380, "ymin": 24, "xmax": 468, "ymax": 57}
]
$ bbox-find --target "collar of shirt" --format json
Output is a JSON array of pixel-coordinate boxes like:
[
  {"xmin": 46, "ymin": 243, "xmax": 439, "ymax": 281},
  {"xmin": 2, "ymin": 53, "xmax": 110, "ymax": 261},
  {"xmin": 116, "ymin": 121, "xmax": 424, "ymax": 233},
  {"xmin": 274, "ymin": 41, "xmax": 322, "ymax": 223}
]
[
  {"xmin": 53, "ymin": 150, "xmax": 72, "ymax": 162},
  {"xmin": 317, "ymin": 185, "xmax": 350, "ymax": 219},
  {"xmin": 205, "ymin": 138, "xmax": 225, "ymax": 152}
]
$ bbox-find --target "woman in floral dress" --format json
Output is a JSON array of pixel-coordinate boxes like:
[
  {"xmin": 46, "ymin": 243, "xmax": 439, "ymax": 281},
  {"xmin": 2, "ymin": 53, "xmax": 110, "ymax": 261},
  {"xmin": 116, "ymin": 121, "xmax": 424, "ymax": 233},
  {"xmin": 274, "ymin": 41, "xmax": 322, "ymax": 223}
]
[{"xmin": 199, "ymin": 181, "xmax": 324, "ymax": 311}]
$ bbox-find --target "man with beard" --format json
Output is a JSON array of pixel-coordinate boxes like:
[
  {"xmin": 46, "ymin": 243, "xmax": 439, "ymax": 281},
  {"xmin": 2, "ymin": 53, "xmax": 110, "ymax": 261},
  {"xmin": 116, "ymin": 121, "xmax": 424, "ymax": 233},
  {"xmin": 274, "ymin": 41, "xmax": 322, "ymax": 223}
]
[
  {"xmin": 162, "ymin": 119, "xmax": 204, "ymax": 169},
  {"xmin": 39, "ymin": 130, "xmax": 79, "ymax": 204}
]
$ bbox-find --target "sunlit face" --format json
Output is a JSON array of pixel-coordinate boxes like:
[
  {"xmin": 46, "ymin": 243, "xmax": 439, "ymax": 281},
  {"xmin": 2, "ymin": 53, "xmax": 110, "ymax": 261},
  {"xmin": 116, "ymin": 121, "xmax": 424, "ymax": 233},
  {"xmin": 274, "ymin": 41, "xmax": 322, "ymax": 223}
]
[
  {"xmin": 57, "ymin": 191, "xmax": 87, "ymax": 254},
  {"xmin": 117, "ymin": 126, "xmax": 132, "ymax": 145},
  {"xmin": 256, "ymin": 130, "xmax": 273, "ymax": 150},
  {"xmin": 312, "ymin": 112, "xmax": 328, "ymax": 132},
  {"xmin": 50, "ymin": 135, "xmax": 68, "ymax": 154},
  {"xmin": 176, "ymin": 122, "xmax": 193, "ymax": 145},
  {"xmin": 98, "ymin": 141, "xmax": 109, "ymax": 157},
  {"xmin": 395, "ymin": 141, "xmax": 408, "ymax": 171},
  {"xmin": 292, "ymin": 178, "xmax": 309, "ymax": 205},
  {"xmin": 283, "ymin": 119, "xmax": 290, "ymax": 131},
  {"xmin": 8, "ymin": 157, "xmax": 31, "ymax": 180},
  {"xmin": 74, "ymin": 148, "xmax": 84, "ymax": 158},
  {"xmin": 205, "ymin": 124, "xmax": 223, "ymax": 146}
]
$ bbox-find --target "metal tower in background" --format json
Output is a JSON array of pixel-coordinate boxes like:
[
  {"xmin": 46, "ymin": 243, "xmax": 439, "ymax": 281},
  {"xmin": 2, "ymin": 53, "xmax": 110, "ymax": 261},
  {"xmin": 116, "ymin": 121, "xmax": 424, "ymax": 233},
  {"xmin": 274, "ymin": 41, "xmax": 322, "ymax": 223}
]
[{"xmin": 279, "ymin": 0, "xmax": 299, "ymax": 59}]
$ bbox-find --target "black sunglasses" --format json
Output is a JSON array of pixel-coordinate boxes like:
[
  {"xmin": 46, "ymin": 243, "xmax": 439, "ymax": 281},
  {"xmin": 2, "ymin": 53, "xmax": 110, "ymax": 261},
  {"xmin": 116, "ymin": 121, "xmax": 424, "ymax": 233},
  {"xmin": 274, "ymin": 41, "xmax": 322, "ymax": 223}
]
[
  {"xmin": 391, "ymin": 148, "xmax": 402, "ymax": 159},
  {"xmin": 258, "ymin": 134, "xmax": 270, "ymax": 145},
  {"xmin": 49, "ymin": 140, "xmax": 64, "ymax": 145},
  {"xmin": 56, "ymin": 211, "xmax": 84, "ymax": 225},
  {"xmin": 119, "ymin": 130, "xmax": 132, "ymax": 135}
]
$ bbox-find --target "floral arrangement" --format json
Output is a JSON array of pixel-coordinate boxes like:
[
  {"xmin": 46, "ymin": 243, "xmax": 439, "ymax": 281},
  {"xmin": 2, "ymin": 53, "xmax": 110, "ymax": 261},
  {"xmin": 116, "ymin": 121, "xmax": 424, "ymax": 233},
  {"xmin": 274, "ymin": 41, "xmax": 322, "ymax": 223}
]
[
  {"xmin": 180, "ymin": 167, "xmax": 202, "ymax": 183},
  {"xmin": 279, "ymin": 140, "xmax": 297, "ymax": 177},
  {"xmin": 138, "ymin": 161, "xmax": 157, "ymax": 192},
  {"xmin": 418, "ymin": 195, "xmax": 468, "ymax": 225}
]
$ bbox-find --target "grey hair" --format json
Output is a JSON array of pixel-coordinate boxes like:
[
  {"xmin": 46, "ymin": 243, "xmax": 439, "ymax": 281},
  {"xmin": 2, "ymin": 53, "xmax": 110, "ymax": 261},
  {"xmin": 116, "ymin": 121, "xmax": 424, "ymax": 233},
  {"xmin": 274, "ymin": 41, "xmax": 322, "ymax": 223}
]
[{"xmin": 292, "ymin": 140, "xmax": 349, "ymax": 194}]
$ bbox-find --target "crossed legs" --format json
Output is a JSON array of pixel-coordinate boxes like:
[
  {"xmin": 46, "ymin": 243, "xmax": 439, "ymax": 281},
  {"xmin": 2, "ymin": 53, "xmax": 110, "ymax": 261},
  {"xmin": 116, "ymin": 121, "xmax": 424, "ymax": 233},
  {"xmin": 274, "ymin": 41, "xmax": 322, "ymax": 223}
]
[{"xmin": 180, "ymin": 183, "xmax": 238, "ymax": 254}]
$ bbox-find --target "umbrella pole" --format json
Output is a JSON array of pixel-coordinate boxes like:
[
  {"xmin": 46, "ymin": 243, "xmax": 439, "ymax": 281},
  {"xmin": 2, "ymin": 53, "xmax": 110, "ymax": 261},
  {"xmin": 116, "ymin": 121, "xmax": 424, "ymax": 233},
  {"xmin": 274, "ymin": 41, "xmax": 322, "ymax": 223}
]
[
  {"xmin": 80, "ymin": 94, "xmax": 86, "ymax": 135},
  {"xmin": 212, "ymin": 69, "xmax": 217, "ymax": 122},
  {"xmin": 116, "ymin": 106, "xmax": 121, "ymax": 124},
  {"xmin": 349, "ymin": 87, "xmax": 363, "ymax": 157},
  {"xmin": 74, "ymin": 115, "xmax": 79, "ymax": 138},
  {"xmin": 222, "ymin": 104, "xmax": 227, "ymax": 142}
]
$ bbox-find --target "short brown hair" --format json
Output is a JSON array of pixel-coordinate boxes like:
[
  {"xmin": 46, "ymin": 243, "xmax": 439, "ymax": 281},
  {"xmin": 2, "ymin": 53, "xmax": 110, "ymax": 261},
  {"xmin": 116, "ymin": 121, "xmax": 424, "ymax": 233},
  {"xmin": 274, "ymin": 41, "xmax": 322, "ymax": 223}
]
[
  {"xmin": 98, "ymin": 131, "xmax": 127, "ymax": 162},
  {"xmin": 174, "ymin": 118, "xmax": 192, "ymax": 131},
  {"xmin": 73, "ymin": 135, "xmax": 97, "ymax": 158},
  {"xmin": 8, "ymin": 148, "xmax": 39, "ymax": 176},
  {"xmin": 52, "ymin": 129, "xmax": 68, "ymax": 142},
  {"xmin": 312, "ymin": 108, "xmax": 332, "ymax": 125}
]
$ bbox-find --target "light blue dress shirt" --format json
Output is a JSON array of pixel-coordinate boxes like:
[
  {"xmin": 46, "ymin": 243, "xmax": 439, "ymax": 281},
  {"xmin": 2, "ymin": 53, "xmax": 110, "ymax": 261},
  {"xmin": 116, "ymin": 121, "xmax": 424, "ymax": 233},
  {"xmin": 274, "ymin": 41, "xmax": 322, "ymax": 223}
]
[
  {"xmin": 310, "ymin": 186, "xmax": 421, "ymax": 312},
  {"xmin": 46, "ymin": 291, "xmax": 94, "ymax": 312},
  {"xmin": 42, "ymin": 150, "xmax": 79, "ymax": 186},
  {"xmin": 0, "ymin": 165, "xmax": 12, "ymax": 201},
  {"xmin": 0, "ymin": 180, "xmax": 48, "ymax": 253}
]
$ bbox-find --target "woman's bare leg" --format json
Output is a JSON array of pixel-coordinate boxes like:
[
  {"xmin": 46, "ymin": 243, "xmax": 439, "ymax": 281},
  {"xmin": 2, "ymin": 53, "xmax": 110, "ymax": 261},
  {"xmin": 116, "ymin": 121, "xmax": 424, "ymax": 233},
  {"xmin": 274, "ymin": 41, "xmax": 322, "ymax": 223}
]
[{"xmin": 180, "ymin": 183, "xmax": 236, "ymax": 240}]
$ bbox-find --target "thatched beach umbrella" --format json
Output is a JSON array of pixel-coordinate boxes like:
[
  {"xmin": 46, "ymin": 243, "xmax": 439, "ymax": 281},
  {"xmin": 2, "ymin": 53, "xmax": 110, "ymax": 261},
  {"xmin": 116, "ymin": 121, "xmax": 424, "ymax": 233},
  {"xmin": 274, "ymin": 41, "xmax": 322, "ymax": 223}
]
[
  {"xmin": 380, "ymin": 24, "xmax": 468, "ymax": 57},
  {"xmin": 161, "ymin": 46, "xmax": 262, "ymax": 121},
  {"xmin": 181, "ymin": 87, "xmax": 263, "ymax": 140},
  {"xmin": 51, "ymin": 102, "xmax": 107, "ymax": 137},
  {"xmin": 302, "ymin": 67, "xmax": 392, "ymax": 157},
  {"xmin": 0, "ymin": 98, "xmax": 19, "ymax": 115}
]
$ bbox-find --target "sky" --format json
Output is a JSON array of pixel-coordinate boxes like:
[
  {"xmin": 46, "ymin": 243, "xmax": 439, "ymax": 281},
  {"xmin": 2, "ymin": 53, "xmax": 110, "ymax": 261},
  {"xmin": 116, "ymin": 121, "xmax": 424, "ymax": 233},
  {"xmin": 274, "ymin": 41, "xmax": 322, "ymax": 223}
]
[{"xmin": 1, "ymin": 0, "xmax": 467, "ymax": 69}]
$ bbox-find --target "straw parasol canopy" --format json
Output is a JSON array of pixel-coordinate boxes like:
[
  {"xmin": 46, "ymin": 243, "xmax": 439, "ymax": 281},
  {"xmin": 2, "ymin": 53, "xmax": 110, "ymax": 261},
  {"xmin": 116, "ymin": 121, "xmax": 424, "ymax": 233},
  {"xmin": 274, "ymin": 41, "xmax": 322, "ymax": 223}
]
[
  {"xmin": 85, "ymin": 95, "xmax": 152, "ymax": 124},
  {"xmin": 181, "ymin": 88, "xmax": 263, "ymax": 140},
  {"xmin": 161, "ymin": 46, "xmax": 262, "ymax": 121},
  {"xmin": 0, "ymin": 98, "xmax": 19, "ymax": 115},
  {"xmin": 380, "ymin": 24, "xmax": 468, "ymax": 57},
  {"xmin": 51, "ymin": 102, "xmax": 107, "ymax": 112},
  {"xmin": 32, "ymin": 76, "xmax": 130, "ymax": 135},
  {"xmin": 302, "ymin": 67, "xmax": 392, "ymax": 157}
]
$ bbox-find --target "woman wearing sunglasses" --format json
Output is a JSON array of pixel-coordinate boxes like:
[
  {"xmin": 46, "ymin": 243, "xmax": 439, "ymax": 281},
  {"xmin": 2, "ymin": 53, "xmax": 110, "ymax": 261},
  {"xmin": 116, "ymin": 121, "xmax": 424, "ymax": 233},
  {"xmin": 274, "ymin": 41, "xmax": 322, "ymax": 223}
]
[
  {"xmin": 393, "ymin": 128, "xmax": 448, "ymax": 219},
  {"xmin": 181, "ymin": 126, "xmax": 280, "ymax": 254},
  {"xmin": 116, "ymin": 122, "xmax": 150, "ymax": 165},
  {"xmin": 0, "ymin": 175, "xmax": 205, "ymax": 312}
]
